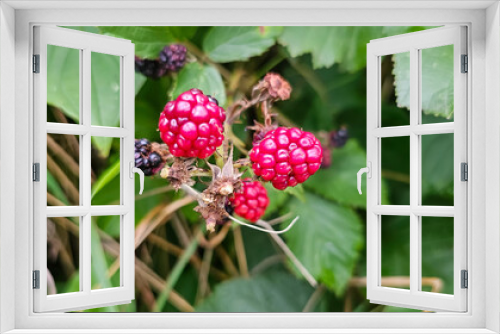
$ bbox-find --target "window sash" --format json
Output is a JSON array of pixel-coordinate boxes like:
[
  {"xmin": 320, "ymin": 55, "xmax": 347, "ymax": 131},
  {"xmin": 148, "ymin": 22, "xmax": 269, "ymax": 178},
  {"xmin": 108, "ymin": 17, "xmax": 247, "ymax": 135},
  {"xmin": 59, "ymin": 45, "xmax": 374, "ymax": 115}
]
[
  {"xmin": 32, "ymin": 25, "xmax": 136, "ymax": 313},
  {"xmin": 366, "ymin": 26, "xmax": 468, "ymax": 312}
]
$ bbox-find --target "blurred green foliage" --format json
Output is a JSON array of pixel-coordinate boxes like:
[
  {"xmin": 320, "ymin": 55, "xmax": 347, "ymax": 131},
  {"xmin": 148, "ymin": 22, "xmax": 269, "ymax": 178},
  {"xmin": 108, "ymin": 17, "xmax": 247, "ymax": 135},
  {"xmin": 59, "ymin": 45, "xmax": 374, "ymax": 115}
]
[{"xmin": 46, "ymin": 26, "xmax": 455, "ymax": 313}]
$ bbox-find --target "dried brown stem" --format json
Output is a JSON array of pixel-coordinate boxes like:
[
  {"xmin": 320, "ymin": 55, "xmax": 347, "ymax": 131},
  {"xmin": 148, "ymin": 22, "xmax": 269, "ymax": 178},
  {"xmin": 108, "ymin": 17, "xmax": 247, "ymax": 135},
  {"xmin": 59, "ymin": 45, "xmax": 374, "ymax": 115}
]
[
  {"xmin": 197, "ymin": 223, "xmax": 231, "ymax": 249},
  {"xmin": 196, "ymin": 248, "xmax": 213, "ymax": 303},
  {"xmin": 349, "ymin": 276, "xmax": 443, "ymax": 293},
  {"xmin": 134, "ymin": 196, "xmax": 195, "ymax": 249},
  {"xmin": 47, "ymin": 154, "xmax": 80, "ymax": 205},
  {"xmin": 233, "ymin": 226, "xmax": 249, "ymax": 278},
  {"xmin": 302, "ymin": 285, "xmax": 326, "ymax": 312},
  {"xmin": 250, "ymin": 254, "xmax": 285, "ymax": 276},
  {"xmin": 100, "ymin": 231, "xmax": 194, "ymax": 312},
  {"xmin": 215, "ymin": 246, "xmax": 239, "ymax": 277},
  {"xmin": 147, "ymin": 233, "xmax": 228, "ymax": 281},
  {"xmin": 256, "ymin": 220, "xmax": 317, "ymax": 288},
  {"xmin": 47, "ymin": 134, "xmax": 80, "ymax": 180}
]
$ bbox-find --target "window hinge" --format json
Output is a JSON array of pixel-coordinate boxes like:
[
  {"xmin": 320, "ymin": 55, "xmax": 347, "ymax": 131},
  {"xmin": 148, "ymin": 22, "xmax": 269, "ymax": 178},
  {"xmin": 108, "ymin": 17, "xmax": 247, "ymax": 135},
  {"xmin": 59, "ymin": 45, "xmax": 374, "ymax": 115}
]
[
  {"xmin": 461, "ymin": 54, "xmax": 468, "ymax": 73},
  {"xmin": 33, "ymin": 54, "xmax": 40, "ymax": 73},
  {"xmin": 32, "ymin": 270, "xmax": 40, "ymax": 289},
  {"xmin": 33, "ymin": 163, "xmax": 40, "ymax": 182},
  {"xmin": 461, "ymin": 162, "xmax": 468, "ymax": 181},
  {"xmin": 461, "ymin": 270, "xmax": 468, "ymax": 289}
]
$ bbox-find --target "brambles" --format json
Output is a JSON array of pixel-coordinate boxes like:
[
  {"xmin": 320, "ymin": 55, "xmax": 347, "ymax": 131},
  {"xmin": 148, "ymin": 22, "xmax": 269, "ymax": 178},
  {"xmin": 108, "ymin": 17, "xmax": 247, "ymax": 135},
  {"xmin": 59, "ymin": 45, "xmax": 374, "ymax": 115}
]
[
  {"xmin": 229, "ymin": 178, "xmax": 269, "ymax": 222},
  {"xmin": 159, "ymin": 88, "xmax": 226, "ymax": 159},
  {"xmin": 250, "ymin": 127, "xmax": 323, "ymax": 190}
]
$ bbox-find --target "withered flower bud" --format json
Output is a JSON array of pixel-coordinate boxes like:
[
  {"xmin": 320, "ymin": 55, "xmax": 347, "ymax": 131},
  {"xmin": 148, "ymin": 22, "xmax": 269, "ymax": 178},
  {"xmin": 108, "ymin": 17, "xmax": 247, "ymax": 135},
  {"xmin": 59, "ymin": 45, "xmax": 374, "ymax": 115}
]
[{"xmin": 263, "ymin": 73, "xmax": 292, "ymax": 101}]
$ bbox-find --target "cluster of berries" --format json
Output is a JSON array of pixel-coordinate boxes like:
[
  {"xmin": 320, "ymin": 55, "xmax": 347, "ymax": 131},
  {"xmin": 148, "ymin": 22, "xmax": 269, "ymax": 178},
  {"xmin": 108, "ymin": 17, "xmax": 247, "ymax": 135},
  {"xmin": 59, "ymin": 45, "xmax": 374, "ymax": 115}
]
[
  {"xmin": 138, "ymin": 86, "xmax": 324, "ymax": 225},
  {"xmin": 135, "ymin": 138, "xmax": 163, "ymax": 176},
  {"xmin": 135, "ymin": 44, "xmax": 187, "ymax": 79}
]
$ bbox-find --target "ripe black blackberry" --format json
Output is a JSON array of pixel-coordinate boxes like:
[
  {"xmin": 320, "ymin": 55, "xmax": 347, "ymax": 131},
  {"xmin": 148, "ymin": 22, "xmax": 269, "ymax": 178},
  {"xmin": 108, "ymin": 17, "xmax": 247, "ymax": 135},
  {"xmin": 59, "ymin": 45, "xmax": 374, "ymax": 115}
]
[
  {"xmin": 330, "ymin": 127, "xmax": 349, "ymax": 148},
  {"xmin": 135, "ymin": 57, "xmax": 167, "ymax": 79},
  {"xmin": 159, "ymin": 44, "xmax": 187, "ymax": 72},
  {"xmin": 135, "ymin": 138, "xmax": 163, "ymax": 176}
]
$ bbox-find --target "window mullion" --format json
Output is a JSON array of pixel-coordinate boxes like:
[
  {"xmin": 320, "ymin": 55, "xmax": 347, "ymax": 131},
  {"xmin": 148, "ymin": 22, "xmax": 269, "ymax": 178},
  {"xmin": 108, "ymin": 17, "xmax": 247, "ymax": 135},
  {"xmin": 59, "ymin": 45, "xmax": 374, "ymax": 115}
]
[
  {"xmin": 409, "ymin": 47, "xmax": 420, "ymax": 294},
  {"xmin": 82, "ymin": 47, "xmax": 92, "ymax": 294}
]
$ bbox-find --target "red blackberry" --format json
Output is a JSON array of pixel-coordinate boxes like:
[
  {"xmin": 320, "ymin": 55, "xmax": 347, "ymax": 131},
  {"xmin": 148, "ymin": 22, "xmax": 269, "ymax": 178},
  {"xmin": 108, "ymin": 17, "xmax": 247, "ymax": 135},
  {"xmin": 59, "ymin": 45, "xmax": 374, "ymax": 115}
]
[
  {"xmin": 229, "ymin": 179, "xmax": 269, "ymax": 222},
  {"xmin": 134, "ymin": 56, "xmax": 167, "ymax": 79},
  {"xmin": 159, "ymin": 44, "xmax": 187, "ymax": 72},
  {"xmin": 135, "ymin": 138, "xmax": 164, "ymax": 176},
  {"xmin": 249, "ymin": 127, "xmax": 323, "ymax": 190},
  {"xmin": 159, "ymin": 88, "xmax": 226, "ymax": 159}
]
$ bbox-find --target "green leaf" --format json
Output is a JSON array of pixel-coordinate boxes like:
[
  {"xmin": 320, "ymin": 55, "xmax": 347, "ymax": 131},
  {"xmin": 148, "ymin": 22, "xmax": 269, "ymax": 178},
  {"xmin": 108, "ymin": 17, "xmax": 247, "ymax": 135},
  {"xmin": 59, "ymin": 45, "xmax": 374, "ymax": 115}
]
[
  {"xmin": 89, "ymin": 220, "xmax": 118, "ymax": 312},
  {"xmin": 284, "ymin": 184, "xmax": 306, "ymax": 202},
  {"xmin": 91, "ymin": 160, "xmax": 121, "ymax": 199},
  {"xmin": 98, "ymin": 26, "xmax": 197, "ymax": 58},
  {"xmin": 203, "ymin": 26, "xmax": 283, "ymax": 63},
  {"xmin": 279, "ymin": 27, "xmax": 386, "ymax": 71},
  {"xmin": 171, "ymin": 62, "xmax": 226, "ymax": 106},
  {"xmin": 263, "ymin": 182, "xmax": 289, "ymax": 217},
  {"xmin": 282, "ymin": 192, "xmax": 363, "ymax": 295},
  {"xmin": 304, "ymin": 140, "xmax": 389, "ymax": 208},
  {"xmin": 195, "ymin": 270, "xmax": 314, "ymax": 312},
  {"xmin": 394, "ymin": 45, "xmax": 454, "ymax": 119},
  {"xmin": 47, "ymin": 45, "xmax": 146, "ymax": 156},
  {"xmin": 279, "ymin": 26, "xmax": 429, "ymax": 72},
  {"xmin": 421, "ymin": 133, "xmax": 454, "ymax": 197}
]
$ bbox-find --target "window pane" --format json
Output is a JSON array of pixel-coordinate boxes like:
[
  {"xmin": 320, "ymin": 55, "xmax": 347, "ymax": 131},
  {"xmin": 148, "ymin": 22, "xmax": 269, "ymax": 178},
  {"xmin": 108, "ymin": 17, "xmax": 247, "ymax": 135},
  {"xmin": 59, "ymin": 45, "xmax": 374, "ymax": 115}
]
[
  {"xmin": 47, "ymin": 134, "xmax": 80, "ymax": 206},
  {"xmin": 91, "ymin": 137, "xmax": 121, "ymax": 206},
  {"xmin": 47, "ymin": 45, "xmax": 80, "ymax": 124},
  {"xmin": 381, "ymin": 136, "xmax": 410, "ymax": 205},
  {"xmin": 421, "ymin": 216, "xmax": 454, "ymax": 295},
  {"xmin": 91, "ymin": 216, "xmax": 121, "ymax": 290},
  {"xmin": 91, "ymin": 52, "xmax": 121, "ymax": 127},
  {"xmin": 421, "ymin": 45, "xmax": 454, "ymax": 124},
  {"xmin": 47, "ymin": 217, "xmax": 80, "ymax": 295},
  {"xmin": 381, "ymin": 52, "xmax": 410, "ymax": 127},
  {"xmin": 421, "ymin": 133, "xmax": 454, "ymax": 206},
  {"xmin": 381, "ymin": 215, "xmax": 410, "ymax": 290}
]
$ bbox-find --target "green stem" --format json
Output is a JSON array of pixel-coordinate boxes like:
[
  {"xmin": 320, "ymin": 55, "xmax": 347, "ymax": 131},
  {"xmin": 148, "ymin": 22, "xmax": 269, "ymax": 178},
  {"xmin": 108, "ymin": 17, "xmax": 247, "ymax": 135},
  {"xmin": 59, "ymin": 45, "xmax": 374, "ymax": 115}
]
[{"xmin": 153, "ymin": 232, "xmax": 201, "ymax": 312}]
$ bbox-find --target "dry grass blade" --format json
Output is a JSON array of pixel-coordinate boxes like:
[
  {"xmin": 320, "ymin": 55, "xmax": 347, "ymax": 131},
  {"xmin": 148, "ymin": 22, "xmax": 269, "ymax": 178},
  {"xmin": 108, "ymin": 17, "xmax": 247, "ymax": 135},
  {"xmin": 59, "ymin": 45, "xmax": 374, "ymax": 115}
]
[
  {"xmin": 197, "ymin": 223, "xmax": 231, "ymax": 249},
  {"xmin": 134, "ymin": 196, "xmax": 195, "ymax": 249},
  {"xmin": 47, "ymin": 154, "xmax": 79, "ymax": 205},
  {"xmin": 100, "ymin": 231, "xmax": 194, "ymax": 312},
  {"xmin": 233, "ymin": 226, "xmax": 249, "ymax": 278},
  {"xmin": 47, "ymin": 134, "xmax": 80, "ymax": 179}
]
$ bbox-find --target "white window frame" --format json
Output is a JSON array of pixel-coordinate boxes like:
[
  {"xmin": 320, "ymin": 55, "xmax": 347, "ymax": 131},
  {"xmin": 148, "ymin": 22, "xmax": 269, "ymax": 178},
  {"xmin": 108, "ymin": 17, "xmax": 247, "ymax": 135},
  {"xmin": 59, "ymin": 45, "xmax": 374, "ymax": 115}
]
[
  {"xmin": 32, "ymin": 26, "xmax": 136, "ymax": 313},
  {"xmin": 1, "ymin": 1, "xmax": 499, "ymax": 333},
  {"xmin": 366, "ymin": 26, "xmax": 468, "ymax": 312}
]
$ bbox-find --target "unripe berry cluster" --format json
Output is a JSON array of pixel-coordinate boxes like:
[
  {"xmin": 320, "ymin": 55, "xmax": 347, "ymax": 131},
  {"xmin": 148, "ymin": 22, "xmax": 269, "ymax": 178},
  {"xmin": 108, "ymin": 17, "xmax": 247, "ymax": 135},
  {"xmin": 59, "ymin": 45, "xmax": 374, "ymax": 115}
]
[
  {"xmin": 159, "ymin": 88, "xmax": 226, "ymax": 159},
  {"xmin": 250, "ymin": 127, "xmax": 323, "ymax": 190},
  {"xmin": 229, "ymin": 179, "xmax": 269, "ymax": 222}
]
